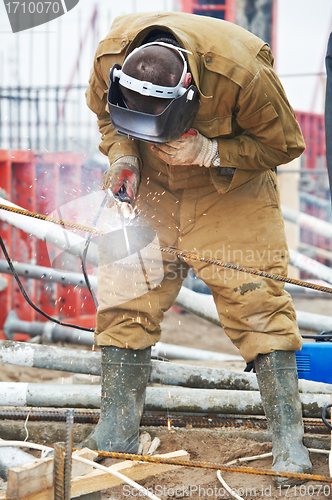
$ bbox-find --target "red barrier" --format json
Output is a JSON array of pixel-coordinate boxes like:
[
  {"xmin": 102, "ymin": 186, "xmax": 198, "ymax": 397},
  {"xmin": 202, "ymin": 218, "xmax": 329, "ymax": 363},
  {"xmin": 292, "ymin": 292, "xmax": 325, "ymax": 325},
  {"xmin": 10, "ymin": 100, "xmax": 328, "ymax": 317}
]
[
  {"xmin": 177, "ymin": 0, "xmax": 236, "ymax": 23},
  {"xmin": 295, "ymin": 111, "xmax": 326, "ymax": 171},
  {"xmin": 0, "ymin": 150, "xmax": 100, "ymax": 339}
]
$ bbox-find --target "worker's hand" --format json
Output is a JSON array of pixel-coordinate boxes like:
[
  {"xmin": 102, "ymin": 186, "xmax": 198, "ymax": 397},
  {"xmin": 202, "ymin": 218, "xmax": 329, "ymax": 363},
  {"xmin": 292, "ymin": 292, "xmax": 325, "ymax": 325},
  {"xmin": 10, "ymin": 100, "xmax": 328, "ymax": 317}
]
[
  {"xmin": 102, "ymin": 156, "xmax": 140, "ymax": 208},
  {"xmin": 151, "ymin": 129, "xmax": 218, "ymax": 168}
]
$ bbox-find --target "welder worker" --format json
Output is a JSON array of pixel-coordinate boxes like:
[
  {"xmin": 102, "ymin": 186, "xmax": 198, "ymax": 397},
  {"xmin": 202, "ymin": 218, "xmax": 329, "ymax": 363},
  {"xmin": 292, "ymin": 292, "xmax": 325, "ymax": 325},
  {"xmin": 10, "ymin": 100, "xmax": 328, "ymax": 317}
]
[{"xmin": 79, "ymin": 11, "xmax": 312, "ymax": 484}]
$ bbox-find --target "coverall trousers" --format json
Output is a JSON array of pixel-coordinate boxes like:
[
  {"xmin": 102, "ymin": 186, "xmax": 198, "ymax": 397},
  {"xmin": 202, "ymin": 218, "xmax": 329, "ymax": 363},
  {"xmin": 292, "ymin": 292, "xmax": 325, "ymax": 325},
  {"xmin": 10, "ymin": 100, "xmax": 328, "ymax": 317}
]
[{"xmin": 96, "ymin": 168, "xmax": 302, "ymax": 362}]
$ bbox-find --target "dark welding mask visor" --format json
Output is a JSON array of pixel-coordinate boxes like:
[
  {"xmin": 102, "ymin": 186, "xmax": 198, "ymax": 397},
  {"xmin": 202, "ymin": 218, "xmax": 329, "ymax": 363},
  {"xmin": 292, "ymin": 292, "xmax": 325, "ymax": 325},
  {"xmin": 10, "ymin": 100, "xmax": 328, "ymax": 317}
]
[{"xmin": 107, "ymin": 64, "xmax": 199, "ymax": 144}]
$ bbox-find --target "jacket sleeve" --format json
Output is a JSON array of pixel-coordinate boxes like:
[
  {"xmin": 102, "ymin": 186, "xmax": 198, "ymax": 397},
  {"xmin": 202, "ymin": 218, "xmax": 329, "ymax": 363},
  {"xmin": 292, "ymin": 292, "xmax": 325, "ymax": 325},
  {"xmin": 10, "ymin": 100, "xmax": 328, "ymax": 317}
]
[
  {"xmin": 216, "ymin": 53, "xmax": 305, "ymax": 171},
  {"xmin": 85, "ymin": 55, "xmax": 141, "ymax": 166}
]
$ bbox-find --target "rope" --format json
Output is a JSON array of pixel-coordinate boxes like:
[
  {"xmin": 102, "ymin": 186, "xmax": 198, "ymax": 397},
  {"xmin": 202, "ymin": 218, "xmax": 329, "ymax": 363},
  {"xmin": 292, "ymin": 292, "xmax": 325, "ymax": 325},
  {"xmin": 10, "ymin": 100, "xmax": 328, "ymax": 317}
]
[{"xmin": 1, "ymin": 203, "xmax": 332, "ymax": 295}]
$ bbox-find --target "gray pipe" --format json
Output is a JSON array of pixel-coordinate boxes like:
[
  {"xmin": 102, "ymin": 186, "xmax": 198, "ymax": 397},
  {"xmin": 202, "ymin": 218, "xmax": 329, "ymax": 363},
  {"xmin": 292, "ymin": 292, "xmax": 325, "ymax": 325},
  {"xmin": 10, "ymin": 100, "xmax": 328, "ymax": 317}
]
[
  {"xmin": 289, "ymin": 249, "xmax": 332, "ymax": 285},
  {"xmin": 3, "ymin": 311, "xmax": 95, "ymax": 345},
  {"xmin": 295, "ymin": 310, "xmax": 332, "ymax": 333},
  {"xmin": 300, "ymin": 192, "xmax": 332, "ymax": 211},
  {"xmin": 0, "ymin": 197, "xmax": 99, "ymax": 267},
  {"xmin": 0, "ymin": 260, "xmax": 97, "ymax": 289},
  {"xmin": 282, "ymin": 205, "xmax": 332, "ymax": 239},
  {"xmin": 284, "ymin": 283, "xmax": 326, "ymax": 296},
  {"xmin": 1, "ymin": 340, "xmax": 332, "ymax": 394},
  {"xmin": 174, "ymin": 287, "xmax": 220, "ymax": 326},
  {"xmin": 0, "ymin": 383, "xmax": 330, "ymax": 418},
  {"xmin": 152, "ymin": 342, "xmax": 241, "ymax": 362},
  {"xmin": 0, "ymin": 340, "xmax": 101, "ymax": 376},
  {"xmin": 175, "ymin": 287, "xmax": 332, "ymax": 333}
]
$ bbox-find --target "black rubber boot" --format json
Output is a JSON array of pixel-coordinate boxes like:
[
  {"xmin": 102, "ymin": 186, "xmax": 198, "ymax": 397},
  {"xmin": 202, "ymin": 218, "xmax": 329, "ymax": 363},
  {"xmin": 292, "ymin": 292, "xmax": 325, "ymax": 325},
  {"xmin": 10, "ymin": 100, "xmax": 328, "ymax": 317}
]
[
  {"xmin": 254, "ymin": 350, "xmax": 312, "ymax": 485},
  {"xmin": 78, "ymin": 345, "xmax": 151, "ymax": 452}
]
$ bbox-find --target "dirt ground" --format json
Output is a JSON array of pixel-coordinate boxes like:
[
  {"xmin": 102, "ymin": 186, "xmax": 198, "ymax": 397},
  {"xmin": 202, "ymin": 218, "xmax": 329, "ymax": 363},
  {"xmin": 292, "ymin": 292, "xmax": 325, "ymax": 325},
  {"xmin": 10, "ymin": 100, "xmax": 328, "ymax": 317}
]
[{"xmin": 0, "ymin": 293, "xmax": 331, "ymax": 499}]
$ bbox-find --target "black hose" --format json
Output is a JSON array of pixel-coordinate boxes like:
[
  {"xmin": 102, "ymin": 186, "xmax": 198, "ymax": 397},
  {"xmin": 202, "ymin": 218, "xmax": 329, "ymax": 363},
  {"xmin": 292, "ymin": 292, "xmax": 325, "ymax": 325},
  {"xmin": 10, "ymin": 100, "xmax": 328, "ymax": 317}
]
[
  {"xmin": 81, "ymin": 194, "xmax": 107, "ymax": 310},
  {"xmin": 0, "ymin": 234, "xmax": 94, "ymax": 332}
]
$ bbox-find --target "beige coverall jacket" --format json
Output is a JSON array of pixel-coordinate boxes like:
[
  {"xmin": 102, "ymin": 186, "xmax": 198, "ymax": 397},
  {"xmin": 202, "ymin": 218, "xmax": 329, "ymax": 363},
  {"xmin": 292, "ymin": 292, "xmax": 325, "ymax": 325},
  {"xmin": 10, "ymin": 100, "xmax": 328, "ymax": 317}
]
[{"xmin": 86, "ymin": 12, "xmax": 305, "ymax": 362}]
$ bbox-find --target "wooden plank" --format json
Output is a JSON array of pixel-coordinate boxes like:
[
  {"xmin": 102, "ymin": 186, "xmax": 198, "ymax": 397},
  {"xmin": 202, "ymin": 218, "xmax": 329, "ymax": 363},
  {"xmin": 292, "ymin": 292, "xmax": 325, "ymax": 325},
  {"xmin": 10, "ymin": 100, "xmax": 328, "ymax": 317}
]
[
  {"xmin": 6, "ymin": 448, "xmax": 97, "ymax": 499},
  {"xmin": 0, "ymin": 450, "xmax": 188, "ymax": 500},
  {"xmin": 71, "ymin": 449, "xmax": 99, "ymax": 479},
  {"xmin": 6, "ymin": 457, "xmax": 53, "ymax": 500},
  {"xmin": 71, "ymin": 450, "xmax": 189, "ymax": 498}
]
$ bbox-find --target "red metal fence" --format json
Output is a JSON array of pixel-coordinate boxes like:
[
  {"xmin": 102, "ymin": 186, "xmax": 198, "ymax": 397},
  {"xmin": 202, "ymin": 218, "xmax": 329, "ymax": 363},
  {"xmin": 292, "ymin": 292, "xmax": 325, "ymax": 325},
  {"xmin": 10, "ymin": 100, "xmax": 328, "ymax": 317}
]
[
  {"xmin": 0, "ymin": 149, "xmax": 101, "ymax": 340},
  {"xmin": 295, "ymin": 111, "xmax": 326, "ymax": 171},
  {"xmin": 178, "ymin": 0, "xmax": 236, "ymax": 23}
]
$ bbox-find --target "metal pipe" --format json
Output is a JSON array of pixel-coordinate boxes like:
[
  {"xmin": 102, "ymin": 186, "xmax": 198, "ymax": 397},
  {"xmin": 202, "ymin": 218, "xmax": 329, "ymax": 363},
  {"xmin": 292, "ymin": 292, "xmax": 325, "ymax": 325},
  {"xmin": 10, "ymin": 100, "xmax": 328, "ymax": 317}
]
[
  {"xmin": 294, "ymin": 310, "xmax": 332, "ymax": 333},
  {"xmin": 0, "ymin": 197, "xmax": 99, "ymax": 267},
  {"xmin": 175, "ymin": 287, "xmax": 332, "ymax": 333},
  {"xmin": 152, "ymin": 358, "xmax": 332, "ymax": 395},
  {"xmin": 0, "ymin": 340, "xmax": 101, "ymax": 376},
  {"xmin": 3, "ymin": 311, "xmax": 95, "ymax": 345},
  {"xmin": 1, "ymin": 340, "xmax": 332, "ymax": 394},
  {"xmin": 174, "ymin": 286, "xmax": 220, "ymax": 326},
  {"xmin": 0, "ymin": 382, "xmax": 330, "ymax": 418},
  {"xmin": 152, "ymin": 342, "xmax": 241, "ymax": 362},
  {"xmin": 284, "ymin": 282, "xmax": 327, "ymax": 296},
  {"xmin": 282, "ymin": 205, "xmax": 332, "ymax": 239},
  {"xmin": 300, "ymin": 192, "xmax": 331, "ymax": 211},
  {"xmin": 289, "ymin": 249, "xmax": 332, "ymax": 285},
  {"xmin": 0, "ymin": 260, "xmax": 97, "ymax": 289}
]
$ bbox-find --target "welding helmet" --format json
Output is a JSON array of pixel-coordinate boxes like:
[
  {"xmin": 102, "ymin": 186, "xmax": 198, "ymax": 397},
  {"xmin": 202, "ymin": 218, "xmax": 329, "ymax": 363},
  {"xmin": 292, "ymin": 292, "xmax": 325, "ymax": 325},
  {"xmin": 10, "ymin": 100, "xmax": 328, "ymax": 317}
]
[{"xmin": 107, "ymin": 42, "xmax": 199, "ymax": 143}]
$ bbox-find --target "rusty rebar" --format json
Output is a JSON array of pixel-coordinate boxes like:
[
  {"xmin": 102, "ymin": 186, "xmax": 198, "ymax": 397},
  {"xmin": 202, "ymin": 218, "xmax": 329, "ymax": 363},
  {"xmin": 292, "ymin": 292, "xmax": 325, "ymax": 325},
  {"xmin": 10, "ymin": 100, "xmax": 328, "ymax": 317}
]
[
  {"xmin": 0, "ymin": 409, "xmax": 329, "ymax": 434},
  {"xmin": 91, "ymin": 450, "xmax": 332, "ymax": 483},
  {"xmin": 53, "ymin": 442, "xmax": 65, "ymax": 500},
  {"xmin": 64, "ymin": 410, "xmax": 74, "ymax": 500}
]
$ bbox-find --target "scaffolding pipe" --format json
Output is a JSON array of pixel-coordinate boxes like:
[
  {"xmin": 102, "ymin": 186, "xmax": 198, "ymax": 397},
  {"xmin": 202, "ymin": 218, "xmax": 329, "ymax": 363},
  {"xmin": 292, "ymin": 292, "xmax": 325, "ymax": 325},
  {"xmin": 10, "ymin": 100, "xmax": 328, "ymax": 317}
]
[
  {"xmin": 294, "ymin": 310, "xmax": 332, "ymax": 333},
  {"xmin": 1, "ymin": 340, "xmax": 332, "ymax": 394},
  {"xmin": 284, "ymin": 282, "xmax": 327, "ymax": 296},
  {"xmin": 3, "ymin": 311, "xmax": 95, "ymax": 345},
  {"xmin": 152, "ymin": 359, "xmax": 332, "ymax": 395},
  {"xmin": 0, "ymin": 340, "xmax": 101, "ymax": 375},
  {"xmin": 289, "ymin": 249, "xmax": 332, "ymax": 285},
  {"xmin": 176, "ymin": 287, "xmax": 332, "ymax": 333},
  {"xmin": 0, "ymin": 382, "xmax": 330, "ymax": 418},
  {"xmin": 174, "ymin": 287, "xmax": 220, "ymax": 325},
  {"xmin": 152, "ymin": 342, "xmax": 241, "ymax": 362},
  {"xmin": 300, "ymin": 192, "xmax": 331, "ymax": 211},
  {"xmin": 0, "ymin": 197, "xmax": 99, "ymax": 267},
  {"xmin": 0, "ymin": 260, "xmax": 97, "ymax": 289},
  {"xmin": 282, "ymin": 205, "xmax": 332, "ymax": 239}
]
